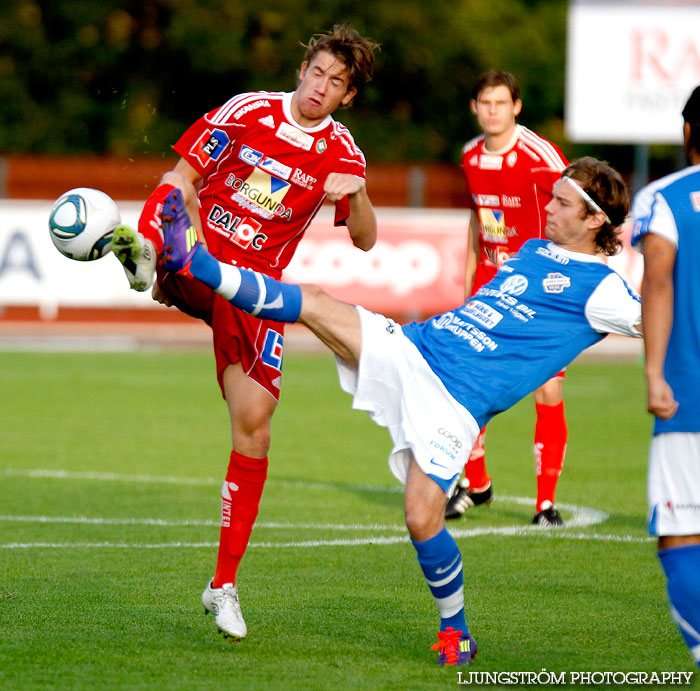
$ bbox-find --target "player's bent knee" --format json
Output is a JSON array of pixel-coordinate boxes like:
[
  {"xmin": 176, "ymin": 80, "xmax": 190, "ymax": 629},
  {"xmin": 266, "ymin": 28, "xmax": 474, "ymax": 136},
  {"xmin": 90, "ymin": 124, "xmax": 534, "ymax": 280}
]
[
  {"xmin": 404, "ymin": 506, "xmax": 443, "ymax": 542},
  {"xmin": 299, "ymin": 283, "xmax": 333, "ymax": 312},
  {"xmin": 234, "ymin": 428, "xmax": 271, "ymax": 456},
  {"xmin": 534, "ymin": 378, "xmax": 564, "ymax": 406}
]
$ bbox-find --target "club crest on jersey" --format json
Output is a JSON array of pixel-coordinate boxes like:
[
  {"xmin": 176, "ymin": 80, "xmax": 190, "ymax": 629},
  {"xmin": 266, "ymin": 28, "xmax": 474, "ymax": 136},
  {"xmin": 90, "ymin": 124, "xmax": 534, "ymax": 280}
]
[
  {"xmin": 506, "ymin": 152, "xmax": 518, "ymax": 167},
  {"xmin": 542, "ymin": 272, "xmax": 571, "ymax": 294},
  {"xmin": 276, "ymin": 122, "xmax": 314, "ymax": 150},
  {"xmin": 190, "ymin": 128, "xmax": 230, "ymax": 167},
  {"xmin": 316, "ymin": 138, "xmax": 327, "ymax": 153}
]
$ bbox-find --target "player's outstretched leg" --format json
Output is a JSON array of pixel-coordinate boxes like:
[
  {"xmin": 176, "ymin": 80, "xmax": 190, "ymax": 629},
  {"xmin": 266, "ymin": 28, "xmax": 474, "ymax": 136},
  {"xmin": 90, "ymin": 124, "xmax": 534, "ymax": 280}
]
[
  {"xmin": 161, "ymin": 189, "xmax": 302, "ymax": 323},
  {"xmin": 201, "ymin": 580, "xmax": 247, "ymax": 640},
  {"xmin": 111, "ymin": 225, "xmax": 156, "ymax": 292}
]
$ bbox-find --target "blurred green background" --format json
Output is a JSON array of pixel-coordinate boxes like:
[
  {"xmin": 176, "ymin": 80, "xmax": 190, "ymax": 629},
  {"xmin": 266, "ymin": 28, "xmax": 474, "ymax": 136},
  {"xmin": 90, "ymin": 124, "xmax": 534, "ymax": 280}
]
[{"xmin": 0, "ymin": 0, "xmax": 685, "ymax": 180}]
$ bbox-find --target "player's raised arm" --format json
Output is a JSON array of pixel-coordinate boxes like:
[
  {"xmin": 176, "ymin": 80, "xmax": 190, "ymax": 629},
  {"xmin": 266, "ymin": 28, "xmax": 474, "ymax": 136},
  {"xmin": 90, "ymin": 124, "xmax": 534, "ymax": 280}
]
[{"xmin": 324, "ymin": 172, "xmax": 377, "ymax": 251}]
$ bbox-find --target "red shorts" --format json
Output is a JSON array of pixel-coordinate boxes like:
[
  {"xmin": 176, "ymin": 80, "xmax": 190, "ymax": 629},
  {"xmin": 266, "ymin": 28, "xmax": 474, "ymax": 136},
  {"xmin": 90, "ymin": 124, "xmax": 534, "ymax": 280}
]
[{"xmin": 157, "ymin": 268, "xmax": 285, "ymax": 401}]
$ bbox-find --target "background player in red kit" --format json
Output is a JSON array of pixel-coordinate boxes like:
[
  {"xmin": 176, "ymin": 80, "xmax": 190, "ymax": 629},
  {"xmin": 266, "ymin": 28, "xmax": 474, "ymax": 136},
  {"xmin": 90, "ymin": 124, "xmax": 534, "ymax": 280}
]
[
  {"xmin": 111, "ymin": 24, "xmax": 379, "ymax": 639},
  {"xmin": 446, "ymin": 71, "xmax": 569, "ymax": 526}
]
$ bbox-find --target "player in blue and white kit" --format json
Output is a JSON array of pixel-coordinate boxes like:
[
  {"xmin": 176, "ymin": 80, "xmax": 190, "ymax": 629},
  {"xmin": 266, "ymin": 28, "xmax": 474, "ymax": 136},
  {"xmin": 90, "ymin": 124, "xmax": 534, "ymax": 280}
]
[
  {"xmin": 160, "ymin": 156, "xmax": 642, "ymax": 666},
  {"xmin": 631, "ymin": 85, "xmax": 700, "ymax": 670}
]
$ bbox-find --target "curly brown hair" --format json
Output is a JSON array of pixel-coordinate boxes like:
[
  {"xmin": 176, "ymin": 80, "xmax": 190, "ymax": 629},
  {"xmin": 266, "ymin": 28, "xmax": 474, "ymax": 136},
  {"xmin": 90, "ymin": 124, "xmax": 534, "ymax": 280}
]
[
  {"xmin": 562, "ymin": 157, "xmax": 630, "ymax": 256},
  {"xmin": 302, "ymin": 24, "xmax": 380, "ymax": 94}
]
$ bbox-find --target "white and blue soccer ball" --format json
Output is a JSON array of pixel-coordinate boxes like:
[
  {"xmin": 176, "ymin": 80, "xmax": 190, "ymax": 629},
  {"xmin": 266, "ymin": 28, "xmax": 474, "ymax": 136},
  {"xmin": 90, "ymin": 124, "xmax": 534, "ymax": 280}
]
[{"xmin": 48, "ymin": 187, "xmax": 120, "ymax": 261}]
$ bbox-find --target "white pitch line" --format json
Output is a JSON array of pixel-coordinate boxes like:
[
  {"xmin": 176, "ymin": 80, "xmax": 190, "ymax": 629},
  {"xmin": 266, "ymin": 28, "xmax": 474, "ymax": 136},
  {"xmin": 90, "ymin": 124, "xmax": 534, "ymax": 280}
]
[
  {"xmin": 1, "ymin": 467, "xmax": 402, "ymax": 494},
  {"xmin": 0, "ymin": 532, "xmax": 654, "ymax": 550},
  {"xmin": 0, "ymin": 467, "xmax": 653, "ymax": 549},
  {"xmin": 0, "ymin": 515, "xmax": 218, "ymax": 527},
  {"xmin": 0, "ymin": 542, "xmax": 219, "ymax": 549},
  {"xmin": 0, "ymin": 515, "xmax": 407, "ymax": 532},
  {"xmin": 1, "ymin": 468, "xmax": 219, "ymax": 487}
]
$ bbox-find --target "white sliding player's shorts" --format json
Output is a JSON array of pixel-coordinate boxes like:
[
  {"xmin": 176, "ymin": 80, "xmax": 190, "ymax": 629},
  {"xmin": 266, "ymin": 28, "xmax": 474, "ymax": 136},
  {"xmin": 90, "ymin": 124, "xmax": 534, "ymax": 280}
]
[
  {"xmin": 336, "ymin": 307, "xmax": 480, "ymax": 495},
  {"xmin": 648, "ymin": 432, "xmax": 700, "ymax": 536}
]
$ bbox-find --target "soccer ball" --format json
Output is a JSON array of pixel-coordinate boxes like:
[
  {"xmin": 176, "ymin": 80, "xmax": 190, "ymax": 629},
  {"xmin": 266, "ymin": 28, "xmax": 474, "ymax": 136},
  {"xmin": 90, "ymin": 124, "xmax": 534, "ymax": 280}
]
[{"xmin": 48, "ymin": 187, "xmax": 120, "ymax": 261}]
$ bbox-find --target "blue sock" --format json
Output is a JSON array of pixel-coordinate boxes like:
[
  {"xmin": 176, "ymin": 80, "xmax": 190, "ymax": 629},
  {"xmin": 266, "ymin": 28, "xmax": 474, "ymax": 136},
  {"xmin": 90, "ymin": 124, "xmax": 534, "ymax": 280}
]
[
  {"xmin": 659, "ymin": 544, "xmax": 700, "ymax": 668},
  {"xmin": 189, "ymin": 245, "xmax": 222, "ymax": 289},
  {"xmin": 190, "ymin": 245, "xmax": 302, "ymax": 322},
  {"xmin": 411, "ymin": 527, "xmax": 468, "ymax": 633}
]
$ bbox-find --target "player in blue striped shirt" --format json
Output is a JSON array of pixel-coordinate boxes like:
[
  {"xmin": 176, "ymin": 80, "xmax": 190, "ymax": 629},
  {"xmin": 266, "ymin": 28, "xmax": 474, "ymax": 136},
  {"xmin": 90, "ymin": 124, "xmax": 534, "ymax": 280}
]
[{"xmin": 632, "ymin": 85, "xmax": 700, "ymax": 670}]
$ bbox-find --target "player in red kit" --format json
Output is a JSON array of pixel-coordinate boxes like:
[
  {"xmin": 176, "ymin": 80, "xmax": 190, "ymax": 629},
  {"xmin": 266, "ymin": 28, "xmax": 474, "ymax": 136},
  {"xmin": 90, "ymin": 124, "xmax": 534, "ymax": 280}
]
[
  {"xmin": 446, "ymin": 71, "xmax": 569, "ymax": 526},
  {"xmin": 111, "ymin": 24, "xmax": 379, "ymax": 639}
]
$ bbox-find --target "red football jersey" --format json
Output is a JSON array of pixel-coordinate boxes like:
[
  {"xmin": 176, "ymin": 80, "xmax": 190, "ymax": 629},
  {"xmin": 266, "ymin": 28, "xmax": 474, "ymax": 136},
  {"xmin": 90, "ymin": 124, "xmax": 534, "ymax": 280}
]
[
  {"xmin": 461, "ymin": 124, "xmax": 568, "ymax": 292},
  {"xmin": 174, "ymin": 90, "xmax": 366, "ymax": 278}
]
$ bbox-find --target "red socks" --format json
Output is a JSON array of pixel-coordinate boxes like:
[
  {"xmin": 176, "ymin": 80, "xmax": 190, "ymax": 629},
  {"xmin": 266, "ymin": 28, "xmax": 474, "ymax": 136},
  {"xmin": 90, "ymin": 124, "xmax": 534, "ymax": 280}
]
[
  {"xmin": 138, "ymin": 183, "xmax": 176, "ymax": 254},
  {"xmin": 463, "ymin": 427, "xmax": 492, "ymax": 491},
  {"xmin": 534, "ymin": 401, "xmax": 568, "ymax": 512},
  {"xmin": 463, "ymin": 404, "xmax": 567, "ymax": 512},
  {"xmin": 213, "ymin": 450, "xmax": 268, "ymax": 588}
]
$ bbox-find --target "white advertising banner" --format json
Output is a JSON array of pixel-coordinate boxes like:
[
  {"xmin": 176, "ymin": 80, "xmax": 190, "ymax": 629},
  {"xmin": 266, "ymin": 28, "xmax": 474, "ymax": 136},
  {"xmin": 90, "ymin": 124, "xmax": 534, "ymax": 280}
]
[
  {"xmin": 0, "ymin": 200, "xmax": 149, "ymax": 316},
  {"xmin": 0, "ymin": 200, "xmax": 642, "ymax": 318},
  {"xmin": 0, "ymin": 201, "xmax": 471, "ymax": 317},
  {"xmin": 566, "ymin": 1, "xmax": 700, "ymax": 143}
]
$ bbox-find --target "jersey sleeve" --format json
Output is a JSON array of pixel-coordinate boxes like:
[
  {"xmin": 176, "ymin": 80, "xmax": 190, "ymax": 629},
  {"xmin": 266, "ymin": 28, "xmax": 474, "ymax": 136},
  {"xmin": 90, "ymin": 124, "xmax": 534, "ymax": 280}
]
[
  {"xmin": 460, "ymin": 148, "xmax": 477, "ymax": 211},
  {"xmin": 329, "ymin": 126, "xmax": 367, "ymax": 226},
  {"xmin": 334, "ymin": 196, "xmax": 351, "ymax": 226},
  {"xmin": 532, "ymin": 166, "xmax": 564, "ymax": 194},
  {"xmin": 584, "ymin": 273, "xmax": 642, "ymax": 337},
  {"xmin": 173, "ymin": 93, "xmax": 279, "ymax": 178},
  {"xmin": 631, "ymin": 190, "xmax": 679, "ymax": 252},
  {"xmin": 174, "ymin": 111, "xmax": 243, "ymax": 178}
]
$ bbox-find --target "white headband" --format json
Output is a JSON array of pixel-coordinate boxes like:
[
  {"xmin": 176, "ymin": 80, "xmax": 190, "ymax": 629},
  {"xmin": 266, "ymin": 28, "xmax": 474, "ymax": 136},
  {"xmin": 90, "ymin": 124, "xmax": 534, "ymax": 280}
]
[{"xmin": 558, "ymin": 175, "xmax": 611, "ymax": 224}]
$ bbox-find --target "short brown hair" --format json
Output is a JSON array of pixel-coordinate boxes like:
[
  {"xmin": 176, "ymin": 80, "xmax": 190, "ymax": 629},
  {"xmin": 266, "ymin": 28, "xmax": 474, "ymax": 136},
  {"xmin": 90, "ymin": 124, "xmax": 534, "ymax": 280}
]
[
  {"xmin": 302, "ymin": 24, "xmax": 380, "ymax": 92},
  {"xmin": 471, "ymin": 70, "xmax": 520, "ymax": 103},
  {"xmin": 563, "ymin": 157, "xmax": 630, "ymax": 256}
]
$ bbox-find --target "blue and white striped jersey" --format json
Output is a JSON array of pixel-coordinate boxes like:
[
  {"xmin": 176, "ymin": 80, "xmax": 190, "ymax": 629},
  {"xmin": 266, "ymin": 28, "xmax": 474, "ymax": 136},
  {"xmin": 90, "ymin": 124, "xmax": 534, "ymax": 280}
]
[
  {"xmin": 402, "ymin": 239, "xmax": 641, "ymax": 428},
  {"xmin": 632, "ymin": 164, "xmax": 700, "ymax": 434}
]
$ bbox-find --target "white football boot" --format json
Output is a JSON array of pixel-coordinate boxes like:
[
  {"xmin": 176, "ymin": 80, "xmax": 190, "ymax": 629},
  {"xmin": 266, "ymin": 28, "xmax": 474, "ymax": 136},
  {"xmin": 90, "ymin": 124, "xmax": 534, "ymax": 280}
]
[
  {"xmin": 111, "ymin": 225, "xmax": 156, "ymax": 292},
  {"xmin": 201, "ymin": 580, "xmax": 247, "ymax": 639}
]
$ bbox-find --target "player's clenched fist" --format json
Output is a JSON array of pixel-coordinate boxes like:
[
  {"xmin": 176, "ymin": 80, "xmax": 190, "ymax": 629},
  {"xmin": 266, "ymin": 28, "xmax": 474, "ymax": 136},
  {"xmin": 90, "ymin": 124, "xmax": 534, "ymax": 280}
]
[{"xmin": 324, "ymin": 173, "xmax": 366, "ymax": 201}]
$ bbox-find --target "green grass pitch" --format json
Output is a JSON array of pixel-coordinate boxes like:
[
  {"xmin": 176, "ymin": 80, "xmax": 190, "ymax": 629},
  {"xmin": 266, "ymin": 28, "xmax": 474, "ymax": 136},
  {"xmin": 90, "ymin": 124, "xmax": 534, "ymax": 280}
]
[{"xmin": 0, "ymin": 350, "xmax": 696, "ymax": 689}]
